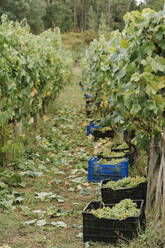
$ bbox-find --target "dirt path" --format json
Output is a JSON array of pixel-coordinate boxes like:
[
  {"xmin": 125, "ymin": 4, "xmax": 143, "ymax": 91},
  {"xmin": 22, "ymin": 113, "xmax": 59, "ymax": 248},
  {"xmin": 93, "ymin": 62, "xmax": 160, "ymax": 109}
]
[{"xmin": 0, "ymin": 67, "xmax": 110, "ymax": 248}]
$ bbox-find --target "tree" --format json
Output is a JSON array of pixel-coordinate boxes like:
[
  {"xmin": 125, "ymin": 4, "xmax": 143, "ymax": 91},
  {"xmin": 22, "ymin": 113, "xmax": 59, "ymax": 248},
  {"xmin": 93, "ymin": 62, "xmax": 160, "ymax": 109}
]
[
  {"xmin": 44, "ymin": 1, "xmax": 73, "ymax": 32},
  {"xmin": 0, "ymin": 0, "xmax": 139, "ymax": 33},
  {"xmin": 87, "ymin": 5, "xmax": 97, "ymax": 30},
  {"xmin": 139, "ymin": 0, "xmax": 165, "ymax": 10},
  {"xmin": 74, "ymin": 0, "xmax": 78, "ymax": 30},
  {"xmin": 98, "ymin": 13, "xmax": 111, "ymax": 37},
  {"xmin": 26, "ymin": 0, "xmax": 46, "ymax": 33},
  {"xmin": 0, "ymin": 0, "xmax": 47, "ymax": 33}
]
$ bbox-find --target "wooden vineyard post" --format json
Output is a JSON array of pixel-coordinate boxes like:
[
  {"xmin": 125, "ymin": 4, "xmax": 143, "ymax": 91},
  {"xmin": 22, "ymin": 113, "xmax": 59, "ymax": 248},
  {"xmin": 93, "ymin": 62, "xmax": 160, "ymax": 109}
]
[
  {"xmin": 42, "ymin": 98, "xmax": 46, "ymax": 116},
  {"xmin": 146, "ymin": 137, "xmax": 154, "ymax": 211},
  {"xmin": 19, "ymin": 120, "xmax": 23, "ymax": 135},
  {"xmin": 0, "ymin": 127, "xmax": 6, "ymax": 167},
  {"xmin": 162, "ymin": 127, "xmax": 165, "ymax": 220},
  {"xmin": 33, "ymin": 115, "xmax": 38, "ymax": 129},
  {"xmin": 153, "ymin": 128, "xmax": 165, "ymax": 221},
  {"xmin": 162, "ymin": 1, "xmax": 165, "ymax": 220},
  {"xmin": 146, "ymin": 137, "xmax": 160, "ymax": 212},
  {"xmin": 155, "ymin": 150, "xmax": 163, "ymax": 219}
]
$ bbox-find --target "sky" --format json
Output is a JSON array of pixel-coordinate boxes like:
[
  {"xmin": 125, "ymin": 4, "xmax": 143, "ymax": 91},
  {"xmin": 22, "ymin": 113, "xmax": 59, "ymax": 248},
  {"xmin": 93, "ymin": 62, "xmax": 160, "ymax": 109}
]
[{"xmin": 136, "ymin": 0, "xmax": 145, "ymax": 5}]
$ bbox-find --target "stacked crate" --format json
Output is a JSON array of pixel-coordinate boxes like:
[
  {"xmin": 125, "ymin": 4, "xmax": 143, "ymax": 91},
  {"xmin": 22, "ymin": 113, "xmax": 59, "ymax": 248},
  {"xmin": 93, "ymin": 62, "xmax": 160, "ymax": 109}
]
[{"xmin": 83, "ymin": 138, "xmax": 146, "ymax": 244}]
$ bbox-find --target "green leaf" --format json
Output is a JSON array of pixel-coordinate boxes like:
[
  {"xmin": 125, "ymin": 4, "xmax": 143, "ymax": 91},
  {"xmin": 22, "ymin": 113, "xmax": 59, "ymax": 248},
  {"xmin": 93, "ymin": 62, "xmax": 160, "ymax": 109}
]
[
  {"xmin": 120, "ymin": 40, "xmax": 129, "ymax": 49},
  {"xmin": 20, "ymin": 171, "xmax": 43, "ymax": 178},
  {"xmin": 35, "ymin": 192, "xmax": 64, "ymax": 202},
  {"xmin": 142, "ymin": 72, "xmax": 153, "ymax": 83},
  {"xmin": 21, "ymin": 206, "xmax": 36, "ymax": 218},
  {"xmin": 0, "ymin": 112, "xmax": 12, "ymax": 125},
  {"xmin": 0, "ymin": 182, "xmax": 8, "ymax": 189},
  {"xmin": 144, "ymin": 65, "xmax": 152, "ymax": 72},
  {"xmin": 150, "ymin": 58, "xmax": 165, "ymax": 73},
  {"xmin": 45, "ymin": 206, "xmax": 58, "ymax": 217},
  {"xmin": 155, "ymin": 55, "xmax": 165, "ymax": 65},
  {"xmin": 130, "ymin": 103, "xmax": 141, "ymax": 115},
  {"xmin": 4, "ymin": 173, "xmax": 22, "ymax": 187},
  {"xmin": 159, "ymin": 40, "xmax": 165, "ymax": 50},
  {"xmin": 49, "ymin": 193, "xmax": 64, "ymax": 203},
  {"xmin": 152, "ymin": 30, "xmax": 163, "ymax": 40},
  {"xmin": 141, "ymin": 60, "xmax": 146, "ymax": 66},
  {"xmin": 100, "ymin": 115, "xmax": 111, "ymax": 127},
  {"xmin": 131, "ymin": 73, "xmax": 140, "ymax": 82}
]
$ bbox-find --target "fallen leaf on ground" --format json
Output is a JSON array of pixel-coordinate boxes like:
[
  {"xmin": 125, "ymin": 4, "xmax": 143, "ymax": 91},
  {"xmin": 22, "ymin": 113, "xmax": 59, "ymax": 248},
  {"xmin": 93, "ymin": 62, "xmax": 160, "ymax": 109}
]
[
  {"xmin": 24, "ymin": 219, "xmax": 37, "ymax": 225},
  {"xmin": 37, "ymin": 219, "xmax": 47, "ymax": 226},
  {"xmin": 51, "ymin": 221, "xmax": 67, "ymax": 228}
]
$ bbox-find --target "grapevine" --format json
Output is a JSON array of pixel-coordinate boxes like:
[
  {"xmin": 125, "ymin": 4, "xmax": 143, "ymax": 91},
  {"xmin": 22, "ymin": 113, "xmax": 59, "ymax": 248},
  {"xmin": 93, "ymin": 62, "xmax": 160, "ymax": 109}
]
[
  {"xmin": 0, "ymin": 15, "xmax": 73, "ymax": 166},
  {"xmin": 82, "ymin": 8, "xmax": 165, "ymax": 150}
]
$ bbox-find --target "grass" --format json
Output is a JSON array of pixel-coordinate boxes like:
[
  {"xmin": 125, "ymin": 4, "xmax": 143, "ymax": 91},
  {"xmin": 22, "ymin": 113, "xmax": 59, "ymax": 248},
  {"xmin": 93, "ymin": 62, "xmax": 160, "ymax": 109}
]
[
  {"xmin": 0, "ymin": 67, "xmax": 97, "ymax": 248},
  {"xmin": 61, "ymin": 31, "xmax": 98, "ymax": 61},
  {"xmin": 0, "ymin": 66, "xmax": 164, "ymax": 248}
]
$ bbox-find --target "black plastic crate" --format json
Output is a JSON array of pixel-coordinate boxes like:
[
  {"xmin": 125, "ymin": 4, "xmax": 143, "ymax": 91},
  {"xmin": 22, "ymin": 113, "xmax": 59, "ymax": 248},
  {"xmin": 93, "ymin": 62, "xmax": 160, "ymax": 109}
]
[
  {"xmin": 87, "ymin": 121, "xmax": 100, "ymax": 136},
  {"xmin": 97, "ymin": 152, "xmax": 126, "ymax": 160},
  {"xmin": 98, "ymin": 151, "xmax": 134, "ymax": 167},
  {"xmin": 101, "ymin": 180, "xmax": 147, "ymax": 204},
  {"xmin": 111, "ymin": 143, "xmax": 135, "ymax": 166},
  {"xmin": 82, "ymin": 200, "xmax": 145, "ymax": 244},
  {"xmin": 91, "ymin": 129, "xmax": 115, "ymax": 141},
  {"xmin": 111, "ymin": 143, "xmax": 130, "ymax": 152}
]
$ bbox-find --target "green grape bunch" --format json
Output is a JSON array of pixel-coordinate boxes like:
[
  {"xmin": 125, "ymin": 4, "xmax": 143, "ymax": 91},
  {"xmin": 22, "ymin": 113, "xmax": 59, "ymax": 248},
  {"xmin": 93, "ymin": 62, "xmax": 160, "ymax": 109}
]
[
  {"xmin": 114, "ymin": 143, "xmax": 129, "ymax": 149},
  {"xmin": 102, "ymin": 150, "xmax": 126, "ymax": 157},
  {"xmin": 103, "ymin": 176, "xmax": 146, "ymax": 190},
  {"xmin": 90, "ymin": 199, "xmax": 139, "ymax": 220},
  {"xmin": 99, "ymin": 158, "xmax": 126, "ymax": 165}
]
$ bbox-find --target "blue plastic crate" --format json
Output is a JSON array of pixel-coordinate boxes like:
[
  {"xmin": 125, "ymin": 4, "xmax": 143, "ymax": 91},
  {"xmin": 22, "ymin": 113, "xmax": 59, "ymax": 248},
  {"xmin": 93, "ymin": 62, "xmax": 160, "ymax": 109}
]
[
  {"xmin": 86, "ymin": 121, "xmax": 100, "ymax": 136},
  {"xmin": 84, "ymin": 93, "xmax": 91, "ymax": 99},
  {"xmin": 88, "ymin": 157, "xmax": 128, "ymax": 182}
]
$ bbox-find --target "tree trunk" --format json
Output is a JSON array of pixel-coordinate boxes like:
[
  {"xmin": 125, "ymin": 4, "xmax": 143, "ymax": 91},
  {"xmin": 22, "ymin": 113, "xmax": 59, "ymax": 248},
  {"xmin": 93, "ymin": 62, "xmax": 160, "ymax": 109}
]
[
  {"xmin": 80, "ymin": 0, "xmax": 84, "ymax": 31},
  {"xmin": 96, "ymin": 1, "xmax": 99, "ymax": 25},
  {"xmin": 74, "ymin": 0, "xmax": 77, "ymax": 31},
  {"xmin": 107, "ymin": 0, "xmax": 112, "ymax": 25},
  {"xmin": 127, "ymin": 0, "xmax": 131, "ymax": 12},
  {"xmin": 83, "ymin": 0, "xmax": 88, "ymax": 31}
]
